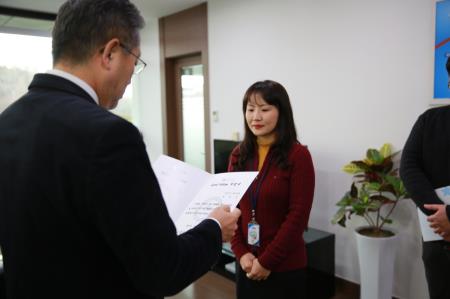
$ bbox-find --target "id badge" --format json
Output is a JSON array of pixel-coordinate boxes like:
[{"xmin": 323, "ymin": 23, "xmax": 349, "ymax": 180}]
[{"xmin": 247, "ymin": 222, "xmax": 260, "ymax": 247}]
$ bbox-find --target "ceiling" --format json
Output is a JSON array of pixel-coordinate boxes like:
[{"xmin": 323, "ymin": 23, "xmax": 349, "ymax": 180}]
[{"xmin": 0, "ymin": 0, "xmax": 205, "ymax": 18}]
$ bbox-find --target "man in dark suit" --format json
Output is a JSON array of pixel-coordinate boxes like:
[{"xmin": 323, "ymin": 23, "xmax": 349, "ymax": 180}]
[{"xmin": 0, "ymin": 1, "xmax": 240, "ymax": 298}]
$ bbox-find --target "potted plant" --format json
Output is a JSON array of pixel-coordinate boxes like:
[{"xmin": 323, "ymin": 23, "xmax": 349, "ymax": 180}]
[{"xmin": 331, "ymin": 143, "xmax": 408, "ymax": 299}]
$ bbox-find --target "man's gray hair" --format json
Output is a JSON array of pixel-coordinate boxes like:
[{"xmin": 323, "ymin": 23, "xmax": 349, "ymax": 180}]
[{"xmin": 52, "ymin": 0, "xmax": 145, "ymax": 65}]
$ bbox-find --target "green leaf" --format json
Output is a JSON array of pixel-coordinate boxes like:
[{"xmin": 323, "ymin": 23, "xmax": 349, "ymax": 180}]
[
  {"xmin": 379, "ymin": 143, "xmax": 392, "ymax": 159},
  {"xmin": 366, "ymin": 182, "xmax": 381, "ymax": 191},
  {"xmin": 362, "ymin": 158, "xmax": 374, "ymax": 166},
  {"xmin": 342, "ymin": 163, "xmax": 363, "ymax": 174},
  {"xmin": 352, "ymin": 202, "xmax": 367, "ymax": 215},
  {"xmin": 358, "ymin": 187, "xmax": 370, "ymax": 203},
  {"xmin": 362, "ymin": 195, "xmax": 369, "ymax": 204},
  {"xmin": 337, "ymin": 193, "xmax": 353, "ymax": 207},
  {"xmin": 351, "ymin": 161, "xmax": 370, "ymax": 171},
  {"xmin": 385, "ymin": 175, "xmax": 401, "ymax": 194},
  {"xmin": 331, "ymin": 208, "xmax": 346, "ymax": 227},
  {"xmin": 398, "ymin": 181, "xmax": 408, "ymax": 197},
  {"xmin": 367, "ymin": 201, "xmax": 382, "ymax": 211},
  {"xmin": 366, "ymin": 149, "xmax": 384, "ymax": 165}
]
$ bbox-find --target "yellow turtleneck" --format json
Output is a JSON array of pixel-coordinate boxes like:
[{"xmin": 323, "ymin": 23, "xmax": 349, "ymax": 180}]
[{"xmin": 257, "ymin": 135, "xmax": 276, "ymax": 170}]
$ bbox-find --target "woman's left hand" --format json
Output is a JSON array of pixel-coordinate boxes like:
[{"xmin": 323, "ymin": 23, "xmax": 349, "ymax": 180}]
[{"xmin": 246, "ymin": 258, "xmax": 271, "ymax": 281}]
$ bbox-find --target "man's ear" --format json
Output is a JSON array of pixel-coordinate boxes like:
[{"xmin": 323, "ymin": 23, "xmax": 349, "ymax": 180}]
[{"xmin": 100, "ymin": 38, "xmax": 120, "ymax": 70}]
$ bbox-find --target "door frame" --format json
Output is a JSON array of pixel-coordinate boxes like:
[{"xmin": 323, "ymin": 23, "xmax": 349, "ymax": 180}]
[
  {"xmin": 166, "ymin": 55, "xmax": 203, "ymax": 163},
  {"xmin": 159, "ymin": 3, "xmax": 211, "ymax": 172}
]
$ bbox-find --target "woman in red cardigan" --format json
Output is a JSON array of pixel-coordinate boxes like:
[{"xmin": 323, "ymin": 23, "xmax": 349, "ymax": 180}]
[{"xmin": 228, "ymin": 80, "xmax": 315, "ymax": 299}]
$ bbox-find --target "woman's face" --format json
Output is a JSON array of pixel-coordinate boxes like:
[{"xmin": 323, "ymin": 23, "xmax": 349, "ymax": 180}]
[{"xmin": 245, "ymin": 93, "xmax": 279, "ymax": 138}]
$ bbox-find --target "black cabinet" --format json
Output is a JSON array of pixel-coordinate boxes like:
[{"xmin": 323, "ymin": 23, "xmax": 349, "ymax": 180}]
[
  {"xmin": 303, "ymin": 228, "xmax": 335, "ymax": 299},
  {"xmin": 212, "ymin": 243, "xmax": 236, "ymax": 281},
  {"xmin": 212, "ymin": 228, "xmax": 335, "ymax": 299}
]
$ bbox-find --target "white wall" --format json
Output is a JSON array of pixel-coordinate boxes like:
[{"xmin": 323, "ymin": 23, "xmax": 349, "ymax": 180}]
[
  {"xmin": 134, "ymin": 17, "xmax": 164, "ymax": 161},
  {"xmin": 207, "ymin": 0, "xmax": 434, "ymax": 298}
]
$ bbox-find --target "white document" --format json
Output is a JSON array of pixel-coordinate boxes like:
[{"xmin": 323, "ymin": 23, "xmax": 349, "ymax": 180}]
[
  {"xmin": 417, "ymin": 186, "xmax": 450, "ymax": 242},
  {"xmin": 152, "ymin": 155, "xmax": 258, "ymax": 234}
]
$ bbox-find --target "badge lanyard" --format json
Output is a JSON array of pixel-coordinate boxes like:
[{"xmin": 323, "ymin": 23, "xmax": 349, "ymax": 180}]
[{"xmin": 247, "ymin": 155, "xmax": 272, "ymax": 247}]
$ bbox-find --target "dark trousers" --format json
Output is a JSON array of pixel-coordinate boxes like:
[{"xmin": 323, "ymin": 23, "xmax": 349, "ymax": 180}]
[
  {"xmin": 422, "ymin": 241, "xmax": 450, "ymax": 299},
  {"xmin": 236, "ymin": 263, "xmax": 306, "ymax": 299}
]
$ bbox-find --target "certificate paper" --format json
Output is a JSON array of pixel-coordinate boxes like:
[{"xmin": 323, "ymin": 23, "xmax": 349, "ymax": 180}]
[
  {"xmin": 417, "ymin": 186, "xmax": 450, "ymax": 242},
  {"xmin": 153, "ymin": 155, "xmax": 258, "ymax": 234}
]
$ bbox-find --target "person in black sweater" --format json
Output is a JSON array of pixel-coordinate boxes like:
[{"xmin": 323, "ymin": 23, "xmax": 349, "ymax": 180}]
[
  {"xmin": 400, "ymin": 105, "xmax": 450, "ymax": 299},
  {"xmin": 446, "ymin": 56, "xmax": 450, "ymax": 89}
]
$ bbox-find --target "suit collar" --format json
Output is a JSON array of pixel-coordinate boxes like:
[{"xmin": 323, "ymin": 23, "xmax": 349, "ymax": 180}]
[
  {"xmin": 29, "ymin": 73, "xmax": 97, "ymax": 105},
  {"xmin": 47, "ymin": 69, "xmax": 99, "ymax": 105}
]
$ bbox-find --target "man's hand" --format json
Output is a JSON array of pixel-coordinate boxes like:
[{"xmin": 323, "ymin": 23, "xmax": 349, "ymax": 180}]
[
  {"xmin": 425, "ymin": 204, "xmax": 450, "ymax": 238},
  {"xmin": 246, "ymin": 258, "xmax": 271, "ymax": 281},
  {"xmin": 239, "ymin": 252, "xmax": 255, "ymax": 273},
  {"xmin": 208, "ymin": 205, "xmax": 241, "ymax": 242}
]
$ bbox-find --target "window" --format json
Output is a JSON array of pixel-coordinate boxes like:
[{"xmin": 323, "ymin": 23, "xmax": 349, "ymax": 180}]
[
  {"xmin": 0, "ymin": 32, "xmax": 52, "ymax": 112},
  {"xmin": 111, "ymin": 83, "xmax": 134, "ymax": 122},
  {"xmin": 0, "ymin": 10, "xmax": 135, "ymax": 122}
]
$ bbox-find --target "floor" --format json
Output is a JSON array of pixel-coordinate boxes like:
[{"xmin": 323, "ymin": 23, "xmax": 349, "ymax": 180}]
[
  {"xmin": 167, "ymin": 271, "xmax": 361, "ymax": 299},
  {"xmin": 167, "ymin": 272, "xmax": 235, "ymax": 299}
]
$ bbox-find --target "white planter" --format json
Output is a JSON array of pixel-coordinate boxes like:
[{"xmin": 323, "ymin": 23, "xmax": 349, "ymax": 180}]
[{"xmin": 355, "ymin": 227, "xmax": 398, "ymax": 299}]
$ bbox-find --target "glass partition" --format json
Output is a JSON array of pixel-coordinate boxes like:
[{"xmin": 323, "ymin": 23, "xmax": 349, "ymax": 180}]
[{"xmin": 181, "ymin": 64, "xmax": 205, "ymax": 169}]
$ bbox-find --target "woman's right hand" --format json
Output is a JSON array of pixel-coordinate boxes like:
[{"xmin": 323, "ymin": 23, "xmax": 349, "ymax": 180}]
[{"xmin": 240, "ymin": 252, "xmax": 256, "ymax": 273}]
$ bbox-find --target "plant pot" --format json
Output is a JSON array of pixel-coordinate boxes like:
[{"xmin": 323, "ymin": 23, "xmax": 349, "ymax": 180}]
[{"xmin": 355, "ymin": 226, "xmax": 398, "ymax": 299}]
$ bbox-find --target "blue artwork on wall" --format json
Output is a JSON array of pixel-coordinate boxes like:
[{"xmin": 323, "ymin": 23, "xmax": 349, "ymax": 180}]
[{"xmin": 434, "ymin": 0, "xmax": 450, "ymax": 100}]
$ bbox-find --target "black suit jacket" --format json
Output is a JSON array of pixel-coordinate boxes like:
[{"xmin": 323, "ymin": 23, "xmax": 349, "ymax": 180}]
[{"xmin": 0, "ymin": 74, "xmax": 222, "ymax": 299}]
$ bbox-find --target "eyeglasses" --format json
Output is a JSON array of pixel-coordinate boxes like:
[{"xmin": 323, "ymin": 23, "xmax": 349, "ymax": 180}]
[{"xmin": 119, "ymin": 43, "xmax": 147, "ymax": 75}]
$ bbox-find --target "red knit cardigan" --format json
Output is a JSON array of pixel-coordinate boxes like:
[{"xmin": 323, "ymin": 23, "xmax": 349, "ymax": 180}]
[{"xmin": 229, "ymin": 143, "xmax": 315, "ymax": 272}]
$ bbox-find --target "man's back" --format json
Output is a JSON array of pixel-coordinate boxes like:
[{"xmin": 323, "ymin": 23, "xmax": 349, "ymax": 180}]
[
  {"xmin": 0, "ymin": 74, "xmax": 222, "ymax": 298},
  {"xmin": 0, "ymin": 0, "xmax": 241, "ymax": 297},
  {"xmin": 0, "ymin": 74, "xmax": 153, "ymax": 298}
]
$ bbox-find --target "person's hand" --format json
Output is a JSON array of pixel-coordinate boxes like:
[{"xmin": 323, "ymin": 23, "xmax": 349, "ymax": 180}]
[
  {"xmin": 425, "ymin": 204, "xmax": 450, "ymax": 238},
  {"xmin": 246, "ymin": 258, "xmax": 271, "ymax": 281},
  {"xmin": 239, "ymin": 252, "xmax": 255, "ymax": 273},
  {"xmin": 208, "ymin": 205, "xmax": 241, "ymax": 242}
]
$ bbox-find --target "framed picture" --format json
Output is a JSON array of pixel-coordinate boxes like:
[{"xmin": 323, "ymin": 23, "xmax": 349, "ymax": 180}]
[{"xmin": 433, "ymin": 0, "xmax": 450, "ymax": 105}]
